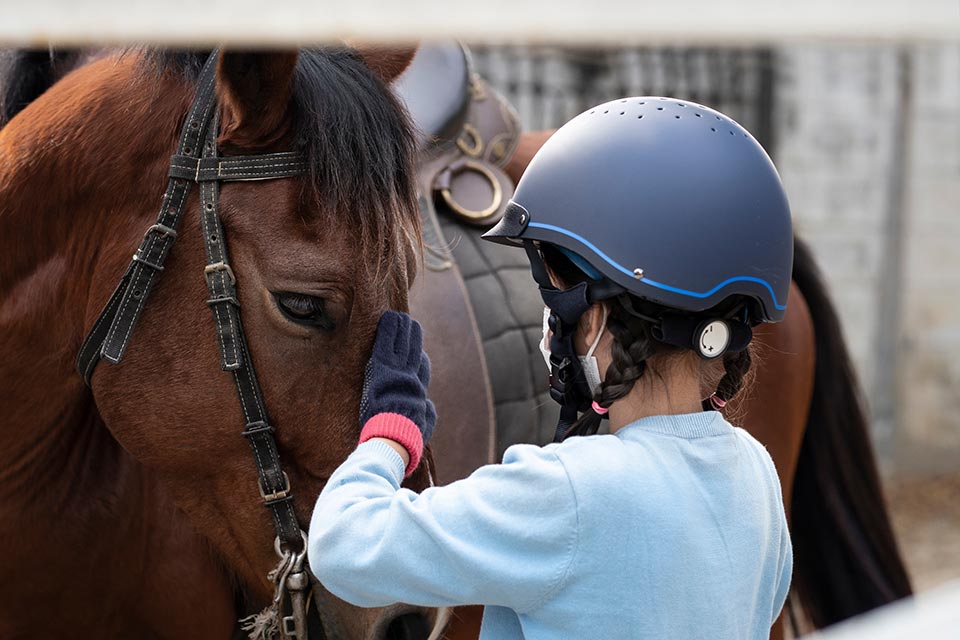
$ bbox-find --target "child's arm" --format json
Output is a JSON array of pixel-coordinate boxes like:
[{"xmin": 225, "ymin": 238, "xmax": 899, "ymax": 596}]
[
  {"xmin": 772, "ymin": 508, "xmax": 793, "ymax": 623},
  {"xmin": 308, "ymin": 438, "xmax": 578, "ymax": 613}
]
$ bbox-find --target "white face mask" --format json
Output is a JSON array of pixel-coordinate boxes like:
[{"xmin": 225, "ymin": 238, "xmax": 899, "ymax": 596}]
[{"xmin": 539, "ymin": 305, "xmax": 608, "ymax": 396}]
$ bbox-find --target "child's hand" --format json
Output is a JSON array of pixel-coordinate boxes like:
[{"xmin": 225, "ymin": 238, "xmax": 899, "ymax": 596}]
[{"xmin": 358, "ymin": 311, "xmax": 436, "ymax": 476}]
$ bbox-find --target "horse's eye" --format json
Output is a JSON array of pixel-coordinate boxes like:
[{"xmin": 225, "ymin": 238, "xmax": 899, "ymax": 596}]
[{"xmin": 274, "ymin": 292, "xmax": 334, "ymax": 331}]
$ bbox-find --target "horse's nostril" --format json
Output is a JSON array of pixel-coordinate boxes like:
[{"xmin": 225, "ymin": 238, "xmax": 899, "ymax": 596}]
[{"xmin": 385, "ymin": 613, "xmax": 431, "ymax": 640}]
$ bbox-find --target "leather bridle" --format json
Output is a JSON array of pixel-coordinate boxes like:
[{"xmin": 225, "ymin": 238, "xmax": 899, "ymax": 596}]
[{"xmin": 76, "ymin": 50, "xmax": 313, "ymax": 639}]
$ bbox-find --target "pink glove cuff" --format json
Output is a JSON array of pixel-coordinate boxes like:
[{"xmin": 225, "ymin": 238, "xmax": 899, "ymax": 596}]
[{"xmin": 359, "ymin": 413, "xmax": 423, "ymax": 477}]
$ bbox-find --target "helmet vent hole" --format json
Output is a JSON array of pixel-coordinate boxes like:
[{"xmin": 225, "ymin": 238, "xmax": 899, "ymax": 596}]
[
  {"xmin": 638, "ymin": 101, "xmax": 645, "ymax": 105},
  {"xmin": 711, "ymin": 127, "xmax": 717, "ymax": 132},
  {"xmin": 675, "ymin": 115, "xmax": 681, "ymax": 119},
  {"xmin": 657, "ymin": 107, "xmax": 663, "ymax": 111},
  {"xmin": 620, "ymin": 111, "xmax": 625, "ymax": 115},
  {"xmin": 604, "ymin": 110, "xmax": 609, "ymax": 114},
  {"xmin": 637, "ymin": 114, "xmax": 643, "ymax": 119},
  {"xmin": 729, "ymin": 130, "xmax": 734, "ymax": 135},
  {"xmin": 695, "ymin": 113, "xmax": 702, "ymax": 118}
]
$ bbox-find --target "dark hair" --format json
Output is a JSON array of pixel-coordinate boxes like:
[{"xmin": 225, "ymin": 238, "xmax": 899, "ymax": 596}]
[
  {"xmin": 540, "ymin": 244, "xmax": 754, "ymax": 438},
  {"xmin": 138, "ymin": 48, "xmax": 419, "ymax": 273}
]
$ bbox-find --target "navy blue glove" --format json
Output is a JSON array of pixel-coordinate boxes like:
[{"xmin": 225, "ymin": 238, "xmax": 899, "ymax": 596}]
[{"xmin": 358, "ymin": 311, "xmax": 436, "ymax": 475}]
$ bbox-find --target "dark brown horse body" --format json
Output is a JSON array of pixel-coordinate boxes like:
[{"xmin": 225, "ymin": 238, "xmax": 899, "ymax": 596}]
[
  {"xmin": 0, "ymin": 46, "xmax": 910, "ymax": 640},
  {"xmin": 0, "ymin": 49, "xmax": 444, "ymax": 639}
]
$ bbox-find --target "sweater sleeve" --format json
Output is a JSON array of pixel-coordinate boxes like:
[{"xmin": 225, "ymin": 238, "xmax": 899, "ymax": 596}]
[
  {"xmin": 308, "ymin": 439, "xmax": 579, "ymax": 612},
  {"xmin": 772, "ymin": 507, "xmax": 793, "ymax": 624}
]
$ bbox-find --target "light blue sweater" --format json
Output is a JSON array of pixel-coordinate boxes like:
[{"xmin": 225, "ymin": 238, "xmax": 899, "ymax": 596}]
[{"xmin": 309, "ymin": 411, "xmax": 792, "ymax": 639}]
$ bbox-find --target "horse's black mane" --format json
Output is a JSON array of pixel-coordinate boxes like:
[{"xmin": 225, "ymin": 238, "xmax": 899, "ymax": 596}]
[
  {"xmin": 0, "ymin": 48, "xmax": 76, "ymax": 126},
  {"xmin": 142, "ymin": 48, "xmax": 418, "ymax": 252},
  {"xmin": 0, "ymin": 46, "xmax": 418, "ymax": 271}
]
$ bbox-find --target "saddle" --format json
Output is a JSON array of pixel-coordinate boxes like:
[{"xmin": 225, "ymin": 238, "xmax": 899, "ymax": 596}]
[
  {"xmin": 395, "ymin": 42, "xmax": 520, "ymax": 251},
  {"xmin": 395, "ymin": 42, "xmax": 522, "ymax": 482}
]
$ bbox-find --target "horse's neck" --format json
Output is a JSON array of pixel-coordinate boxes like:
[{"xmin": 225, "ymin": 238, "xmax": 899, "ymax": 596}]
[
  {"xmin": 0, "ymin": 54, "xmax": 183, "ymax": 522},
  {"xmin": 0, "ymin": 397, "xmax": 236, "ymax": 637}
]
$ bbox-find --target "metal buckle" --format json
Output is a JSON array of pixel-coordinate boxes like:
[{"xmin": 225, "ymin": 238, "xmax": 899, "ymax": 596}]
[
  {"xmin": 131, "ymin": 224, "xmax": 177, "ymax": 272},
  {"xmin": 204, "ymin": 261, "xmax": 236, "ymax": 286},
  {"xmin": 259, "ymin": 471, "xmax": 291, "ymax": 504},
  {"xmin": 205, "ymin": 295, "xmax": 240, "ymax": 308},
  {"xmin": 132, "ymin": 252, "xmax": 164, "ymax": 272},
  {"xmin": 242, "ymin": 421, "xmax": 274, "ymax": 438},
  {"xmin": 145, "ymin": 223, "xmax": 177, "ymax": 239}
]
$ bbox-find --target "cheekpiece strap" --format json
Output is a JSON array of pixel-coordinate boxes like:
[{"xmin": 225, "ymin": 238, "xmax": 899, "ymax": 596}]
[{"xmin": 194, "ymin": 116, "xmax": 304, "ymax": 549}]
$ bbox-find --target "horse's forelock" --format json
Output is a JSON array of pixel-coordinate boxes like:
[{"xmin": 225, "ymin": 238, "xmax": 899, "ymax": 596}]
[{"xmin": 137, "ymin": 48, "xmax": 421, "ymax": 290}]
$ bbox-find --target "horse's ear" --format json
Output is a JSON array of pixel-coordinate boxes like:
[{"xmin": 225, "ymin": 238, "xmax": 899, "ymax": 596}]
[
  {"xmin": 216, "ymin": 50, "xmax": 299, "ymax": 149},
  {"xmin": 349, "ymin": 43, "xmax": 418, "ymax": 84}
]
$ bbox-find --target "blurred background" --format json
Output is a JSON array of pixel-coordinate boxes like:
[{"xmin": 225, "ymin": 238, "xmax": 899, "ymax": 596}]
[
  {"xmin": 2, "ymin": 0, "xmax": 957, "ymax": 625},
  {"xmin": 466, "ymin": 41, "xmax": 960, "ymax": 592}
]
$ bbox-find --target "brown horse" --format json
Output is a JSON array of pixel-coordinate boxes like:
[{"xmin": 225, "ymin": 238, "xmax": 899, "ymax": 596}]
[
  {"xmin": 0, "ymin": 47, "xmax": 446, "ymax": 639},
  {"xmin": 1, "ymin": 46, "xmax": 911, "ymax": 639}
]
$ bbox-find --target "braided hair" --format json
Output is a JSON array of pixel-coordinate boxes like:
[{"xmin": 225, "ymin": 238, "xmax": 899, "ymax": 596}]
[
  {"xmin": 541, "ymin": 245, "xmax": 754, "ymax": 439},
  {"xmin": 702, "ymin": 349, "xmax": 753, "ymax": 411}
]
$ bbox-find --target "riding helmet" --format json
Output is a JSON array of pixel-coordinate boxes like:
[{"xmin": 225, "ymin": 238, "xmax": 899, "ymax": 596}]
[{"xmin": 483, "ymin": 96, "xmax": 793, "ymax": 324}]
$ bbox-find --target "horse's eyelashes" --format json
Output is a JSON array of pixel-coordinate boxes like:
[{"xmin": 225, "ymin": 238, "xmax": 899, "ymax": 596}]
[
  {"xmin": 274, "ymin": 292, "xmax": 334, "ymax": 331},
  {"xmin": 280, "ymin": 293, "xmax": 322, "ymax": 316}
]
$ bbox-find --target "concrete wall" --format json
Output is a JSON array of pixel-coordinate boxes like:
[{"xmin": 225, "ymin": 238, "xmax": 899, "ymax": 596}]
[
  {"xmin": 773, "ymin": 46, "xmax": 906, "ymax": 450},
  {"xmin": 896, "ymin": 44, "xmax": 960, "ymax": 472},
  {"xmin": 776, "ymin": 43, "xmax": 960, "ymax": 474},
  {"xmin": 474, "ymin": 42, "xmax": 960, "ymax": 476}
]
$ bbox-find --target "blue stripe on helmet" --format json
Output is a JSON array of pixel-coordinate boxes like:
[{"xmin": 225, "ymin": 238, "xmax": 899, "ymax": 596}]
[{"xmin": 528, "ymin": 221, "xmax": 787, "ymax": 311}]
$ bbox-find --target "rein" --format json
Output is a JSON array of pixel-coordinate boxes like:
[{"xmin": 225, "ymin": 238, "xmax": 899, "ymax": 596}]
[{"xmin": 75, "ymin": 50, "xmax": 313, "ymax": 640}]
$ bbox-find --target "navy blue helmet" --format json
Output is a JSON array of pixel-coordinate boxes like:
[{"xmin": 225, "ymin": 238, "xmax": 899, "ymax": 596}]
[{"xmin": 484, "ymin": 96, "xmax": 793, "ymax": 324}]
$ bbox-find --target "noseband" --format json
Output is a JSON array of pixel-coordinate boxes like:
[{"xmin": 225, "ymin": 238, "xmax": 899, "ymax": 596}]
[{"xmin": 76, "ymin": 50, "xmax": 313, "ymax": 639}]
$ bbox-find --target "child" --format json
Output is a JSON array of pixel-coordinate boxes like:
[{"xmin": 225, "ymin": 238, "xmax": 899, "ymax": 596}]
[{"xmin": 309, "ymin": 97, "xmax": 793, "ymax": 639}]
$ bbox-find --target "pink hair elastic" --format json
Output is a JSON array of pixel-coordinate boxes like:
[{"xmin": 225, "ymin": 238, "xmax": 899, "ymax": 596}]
[
  {"xmin": 592, "ymin": 401, "xmax": 609, "ymax": 415},
  {"xmin": 709, "ymin": 394, "xmax": 727, "ymax": 410}
]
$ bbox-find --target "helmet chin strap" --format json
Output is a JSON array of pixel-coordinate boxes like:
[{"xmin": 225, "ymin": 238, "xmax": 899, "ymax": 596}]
[
  {"xmin": 524, "ymin": 242, "xmax": 624, "ymax": 442},
  {"xmin": 544, "ymin": 302, "xmax": 591, "ymax": 442}
]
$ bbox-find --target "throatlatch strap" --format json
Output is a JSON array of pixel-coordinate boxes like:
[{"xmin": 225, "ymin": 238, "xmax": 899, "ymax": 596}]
[
  {"xmin": 77, "ymin": 50, "xmax": 221, "ymax": 373},
  {"xmin": 76, "ymin": 267, "xmax": 131, "ymax": 384},
  {"xmin": 76, "ymin": 48, "xmax": 306, "ymax": 550}
]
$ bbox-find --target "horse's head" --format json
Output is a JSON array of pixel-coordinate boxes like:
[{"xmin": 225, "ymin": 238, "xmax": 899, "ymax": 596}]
[{"xmin": 71, "ymin": 47, "xmax": 438, "ymax": 637}]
